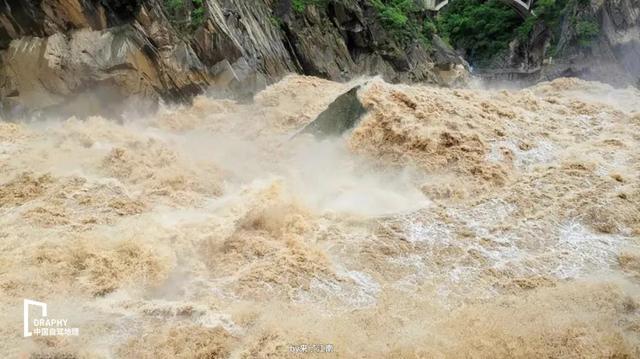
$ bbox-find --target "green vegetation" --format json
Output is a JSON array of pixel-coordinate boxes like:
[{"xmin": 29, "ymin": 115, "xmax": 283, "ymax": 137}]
[
  {"xmin": 369, "ymin": 0, "xmax": 435, "ymax": 47},
  {"xmin": 436, "ymin": 0, "xmax": 521, "ymax": 65},
  {"xmin": 280, "ymin": 0, "xmax": 600, "ymax": 61},
  {"xmin": 370, "ymin": 0, "xmax": 413, "ymax": 29},
  {"xmin": 292, "ymin": 0, "xmax": 329, "ymax": 13},
  {"xmin": 165, "ymin": 0, "xmax": 183, "ymax": 12},
  {"xmin": 163, "ymin": 0, "xmax": 205, "ymax": 34},
  {"xmin": 290, "ymin": 0, "xmax": 437, "ymax": 47},
  {"xmin": 191, "ymin": 0, "xmax": 205, "ymax": 28},
  {"xmin": 269, "ymin": 15, "xmax": 283, "ymax": 28},
  {"xmin": 437, "ymin": 0, "xmax": 600, "ymax": 65},
  {"xmin": 516, "ymin": 0, "xmax": 568, "ymax": 41},
  {"xmin": 575, "ymin": 19, "xmax": 599, "ymax": 47},
  {"xmin": 422, "ymin": 17, "xmax": 437, "ymax": 40}
]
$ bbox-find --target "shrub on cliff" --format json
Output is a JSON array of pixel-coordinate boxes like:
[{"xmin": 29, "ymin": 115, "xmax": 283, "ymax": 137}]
[
  {"xmin": 163, "ymin": 0, "xmax": 205, "ymax": 34},
  {"xmin": 436, "ymin": 0, "xmax": 521, "ymax": 65},
  {"xmin": 369, "ymin": 0, "xmax": 436, "ymax": 47},
  {"xmin": 286, "ymin": 0, "xmax": 437, "ymax": 48}
]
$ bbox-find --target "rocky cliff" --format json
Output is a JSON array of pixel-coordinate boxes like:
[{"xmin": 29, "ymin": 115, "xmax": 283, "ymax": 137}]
[
  {"xmin": 483, "ymin": 0, "xmax": 640, "ymax": 87},
  {"xmin": 544, "ymin": 0, "xmax": 640, "ymax": 87},
  {"xmin": 0, "ymin": 0, "xmax": 467, "ymax": 115}
]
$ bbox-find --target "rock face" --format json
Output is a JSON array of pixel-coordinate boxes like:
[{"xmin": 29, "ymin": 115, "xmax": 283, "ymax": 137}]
[
  {"xmin": 0, "ymin": 0, "xmax": 215, "ymax": 114},
  {"xmin": 0, "ymin": 0, "xmax": 467, "ymax": 114},
  {"xmin": 298, "ymin": 85, "xmax": 366, "ymax": 137},
  {"xmin": 275, "ymin": 0, "xmax": 465, "ymax": 84},
  {"xmin": 483, "ymin": 0, "xmax": 640, "ymax": 87},
  {"xmin": 544, "ymin": 0, "xmax": 640, "ymax": 87}
]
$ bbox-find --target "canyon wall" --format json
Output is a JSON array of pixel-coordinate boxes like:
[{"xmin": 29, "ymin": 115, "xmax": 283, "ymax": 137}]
[{"xmin": 0, "ymin": 0, "xmax": 466, "ymax": 114}]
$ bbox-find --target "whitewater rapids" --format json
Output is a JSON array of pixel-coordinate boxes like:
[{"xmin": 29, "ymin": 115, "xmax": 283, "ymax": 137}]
[{"xmin": 1, "ymin": 75, "xmax": 639, "ymax": 358}]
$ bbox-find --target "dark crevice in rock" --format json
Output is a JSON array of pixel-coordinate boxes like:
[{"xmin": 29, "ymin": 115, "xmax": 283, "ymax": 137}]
[
  {"xmin": 1, "ymin": 0, "xmax": 46, "ymax": 38},
  {"xmin": 101, "ymin": 0, "xmax": 142, "ymax": 24}
]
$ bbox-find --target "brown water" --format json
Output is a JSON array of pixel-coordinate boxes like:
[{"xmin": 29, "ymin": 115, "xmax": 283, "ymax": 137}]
[{"xmin": 1, "ymin": 76, "xmax": 639, "ymax": 358}]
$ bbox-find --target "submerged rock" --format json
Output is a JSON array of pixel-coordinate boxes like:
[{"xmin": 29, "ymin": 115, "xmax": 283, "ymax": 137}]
[{"xmin": 297, "ymin": 85, "xmax": 367, "ymax": 138}]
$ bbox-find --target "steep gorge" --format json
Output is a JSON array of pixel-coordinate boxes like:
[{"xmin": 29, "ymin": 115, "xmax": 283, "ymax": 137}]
[
  {"xmin": 441, "ymin": 0, "xmax": 640, "ymax": 86},
  {"xmin": 0, "ymin": 0, "xmax": 467, "ymax": 115}
]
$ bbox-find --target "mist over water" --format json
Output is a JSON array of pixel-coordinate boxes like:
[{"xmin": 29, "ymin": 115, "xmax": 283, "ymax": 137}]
[{"xmin": 1, "ymin": 75, "xmax": 640, "ymax": 357}]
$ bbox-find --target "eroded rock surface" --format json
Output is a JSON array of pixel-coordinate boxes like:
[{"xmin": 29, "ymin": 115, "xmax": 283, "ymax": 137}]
[
  {"xmin": 0, "ymin": 0, "xmax": 467, "ymax": 114},
  {"xmin": 483, "ymin": 0, "xmax": 640, "ymax": 87}
]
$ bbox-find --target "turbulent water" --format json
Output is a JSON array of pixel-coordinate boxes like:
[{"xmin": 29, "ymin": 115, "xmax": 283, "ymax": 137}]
[{"xmin": 1, "ymin": 75, "xmax": 640, "ymax": 358}]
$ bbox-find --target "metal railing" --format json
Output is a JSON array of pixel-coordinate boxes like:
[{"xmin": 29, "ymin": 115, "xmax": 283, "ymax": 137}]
[
  {"xmin": 416, "ymin": 0, "xmax": 449, "ymax": 11},
  {"xmin": 418, "ymin": 0, "xmax": 535, "ymax": 17}
]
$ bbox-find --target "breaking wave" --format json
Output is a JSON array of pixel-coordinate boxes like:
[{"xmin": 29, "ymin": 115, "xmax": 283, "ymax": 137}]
[{"xmin": 1, "ymin": 75, "xmax": 640, "ymax": 357}]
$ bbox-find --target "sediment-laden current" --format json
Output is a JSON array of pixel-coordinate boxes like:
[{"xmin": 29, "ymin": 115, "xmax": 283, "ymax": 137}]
[{"xmin": 1, "ymin": 76, "xmax": 639, "ymax": 358}]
